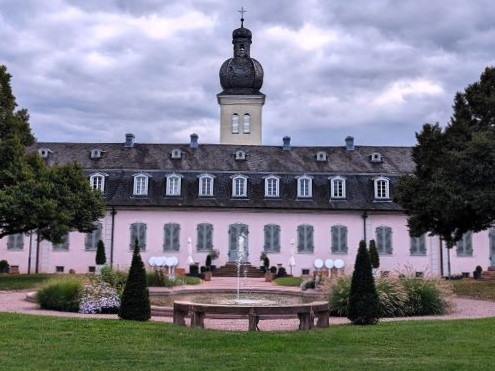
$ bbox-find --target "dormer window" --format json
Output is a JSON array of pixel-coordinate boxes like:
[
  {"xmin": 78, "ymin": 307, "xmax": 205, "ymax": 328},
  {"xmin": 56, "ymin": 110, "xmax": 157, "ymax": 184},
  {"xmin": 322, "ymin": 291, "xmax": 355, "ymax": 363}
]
[
  {"xmin": 171, "ymin": 149, "xmax": 182, "ymax": 159},
  {"xmin": 232, "ymin": 114, "xmax": 239, "ymax": 134},
  {"xmin": 89, "ymin": 173, "xmax": 107, "ymax": 192},
  {"xmin": 316, "ymin": 151, "xmax": 327, "ymax": 162},
  {"xmin": 166, "ymin": 173, "xmax": 182, "ymax": 196},
  {"xmin": 198, "ymin": 173, "xmax": 215, "ymax": 197},
  {"xmin": 330, "ymin": 176, "xmax": 346, "ymax": 199},
  {"xmin": 264, "ymin": 175, "xmax": 280, "ymax": 198},
  {"xmin": 296, "ymin": 175, "xmax": 313, "ymax": 198},
  {"xmin": 370, "ymin": 152, "xmax": 383, "ymax": 163},
  {"xmin": 235, "ymin": 150, "xmax": 247, "ymax": 160},
  {"xmin": 133, "ymin": 173, "xmax": 151, "ymax": 196},
  {"xmin": 38, "ymin": 148, "xmax": 52, "ymax": 158},
  {"xmin": 90, "ymin": 149, "xmax": 103, "ymax": 159},
  {"xmin": 232, "ymin": 175, "xmax": 248, "ymax": 197},
  {"xmin": 374, "ymin": 176, "xmax": 390, "ymax": 199}
]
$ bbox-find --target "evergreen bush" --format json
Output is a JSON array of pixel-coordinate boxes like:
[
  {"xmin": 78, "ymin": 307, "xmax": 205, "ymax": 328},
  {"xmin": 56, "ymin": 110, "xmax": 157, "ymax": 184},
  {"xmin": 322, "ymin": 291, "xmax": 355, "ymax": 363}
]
[
  {"xmin": 369, "ymin": 239, "xmax": 380, "ymax": 269},
  {"xmin": 37, "ymin": 276, "xmax": 83, "ymax": 312},
  {"xmin": 205, "ymin": 254, "xmax": 212, "ymax": 270},
  {"xmin": 0, "ymin": 260, "xmax": 9, "ymax": 273},
  {"xmin": 347, "ymin": 240, "xmax": 380, "ymax": 325},
  {"xmin": 95, "ymin": 240, "xmax": 107, "ymax": 266},
  {"xmin": 118, "ymin": 239, "xmax": 151, "ymax": 321}
]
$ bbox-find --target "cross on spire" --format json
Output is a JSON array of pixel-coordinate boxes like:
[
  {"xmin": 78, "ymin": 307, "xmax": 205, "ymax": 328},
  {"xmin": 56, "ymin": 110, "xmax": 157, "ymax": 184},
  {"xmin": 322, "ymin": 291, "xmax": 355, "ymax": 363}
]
[{"xmin": 238, "ymin": 6, "xmax": 246, "ymax": 27}]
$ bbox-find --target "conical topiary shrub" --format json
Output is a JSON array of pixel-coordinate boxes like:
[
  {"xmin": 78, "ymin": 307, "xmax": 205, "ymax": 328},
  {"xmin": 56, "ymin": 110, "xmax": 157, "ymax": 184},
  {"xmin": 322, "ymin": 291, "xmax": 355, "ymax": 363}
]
[
  {"xmin": 347, "ymin": 240, "xmax": 380, "ymax": 325},
  {"xmin": 118, "ymin": 239, "xmax": 151, "ymax": 321},
  {"xmin": 369, "ymin": 239, "xmax": 380, "ymax": 269},
  {"xmin": 95, "ymin": 240, "xmax": 107, "ymax": 266}
]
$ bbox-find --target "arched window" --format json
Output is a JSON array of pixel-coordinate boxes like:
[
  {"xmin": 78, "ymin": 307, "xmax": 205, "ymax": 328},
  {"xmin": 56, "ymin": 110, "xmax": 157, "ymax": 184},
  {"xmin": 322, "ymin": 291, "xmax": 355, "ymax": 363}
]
[
  {"xmin": 330, "ymin": 176, "xmax": 346, "ymax": 199},
  {"xmin": 133, "ymin": 173, "xmax": 151, "ymax": 196},
  {"xmin": 296, "ymin": 175, "xmax": 313, "ymax": 198},
  {"xmin": 232, "ymin": 175, "xmax": 248, "ymax": 197},
  {"xmin": 232, "ymin": 114, "xmax": 239, "ymax": 134},
  {"xmin": 166, "ymin": 174, "xmax": 182, "ymax": 196},
  {"xmin": 89, "ymin": 173, "xmax": 106, "ymax": 192},
  {"xmin": 198, "ymin": 174, "xmax": 215, "ymax": 196},
  {"xmin": 243, "ymin": 114, "xmax": 251, "ymax": 133},
  {"xmin": 264, "ymin": 175, "xmax": 280, "ymax": 197},
  {"xmin": 374, "ymin": 176, "xmax": 390, "ymax": 199}
]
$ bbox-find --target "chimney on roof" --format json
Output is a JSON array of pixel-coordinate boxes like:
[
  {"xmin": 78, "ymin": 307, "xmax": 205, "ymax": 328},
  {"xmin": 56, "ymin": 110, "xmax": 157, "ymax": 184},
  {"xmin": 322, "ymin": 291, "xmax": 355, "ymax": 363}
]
[
  {"xmin": 283, "ymin": 136, "xmax": 291, "ymax": 151},
  {"xmin": 190, "ymin": 133, "xmax": 199, "ymax": 149},
  {"xmin": 345, "ymin": 136, "xmax": 354, "ymax": 151},
  {"xmin": 125, "ymin": 133, "xmax": 135, "ymax": 148}
]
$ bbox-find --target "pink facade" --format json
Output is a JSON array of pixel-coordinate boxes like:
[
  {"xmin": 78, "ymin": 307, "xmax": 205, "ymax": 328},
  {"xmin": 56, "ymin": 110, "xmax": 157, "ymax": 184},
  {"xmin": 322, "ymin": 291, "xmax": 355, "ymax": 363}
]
[{"xmin": 2, "ymin": 208, "xmax": 492, "ymax": 276}]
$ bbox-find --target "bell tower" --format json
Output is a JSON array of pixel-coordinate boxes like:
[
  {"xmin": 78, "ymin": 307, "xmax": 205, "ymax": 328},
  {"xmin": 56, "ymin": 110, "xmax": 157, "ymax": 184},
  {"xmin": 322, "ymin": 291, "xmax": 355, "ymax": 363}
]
[{"xmin": 218, "ymin": 9, "xmax": 265, "ymax": 145}]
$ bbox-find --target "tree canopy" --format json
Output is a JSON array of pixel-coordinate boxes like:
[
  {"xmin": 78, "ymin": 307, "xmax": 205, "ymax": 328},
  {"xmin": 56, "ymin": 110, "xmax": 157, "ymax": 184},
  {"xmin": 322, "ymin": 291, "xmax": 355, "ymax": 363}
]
[
  {"xmin": 0, "ymin": 65, "xmax": 105, "ymax": 242},
  {"xmin": 395, "ymin": 66, "xmax": 495, "ymax": 248}
]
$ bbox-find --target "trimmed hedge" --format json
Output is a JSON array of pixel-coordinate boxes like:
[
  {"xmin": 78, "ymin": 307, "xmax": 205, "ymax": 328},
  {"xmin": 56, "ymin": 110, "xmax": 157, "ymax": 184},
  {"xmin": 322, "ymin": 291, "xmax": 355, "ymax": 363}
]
[{"xmin": 37, "ymin": 277, "xmax": 83, "ymax": 312}]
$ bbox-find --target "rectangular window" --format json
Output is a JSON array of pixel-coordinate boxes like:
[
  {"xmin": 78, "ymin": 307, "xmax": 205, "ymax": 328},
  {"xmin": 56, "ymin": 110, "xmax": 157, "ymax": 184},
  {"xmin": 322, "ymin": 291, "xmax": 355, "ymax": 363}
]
[
  {"xmin": 199, "ymin": 176, "xmax": 214, "ymax": 196},
  {"xmin": 410, "ymin": 234, "xmax": 426, "ymax": 256},
  {"xmin": 130, "ymin": 223, "xmax": 147, "ymax": 250},
  {"xmin": 376, "ymin": 226, "xmax": 392, "ymax": 255},
  {"xmin": 265, "ymin": 177, "xmax": 279, "ymax": 197},
  {"xmin": 297, "ymin": 224, "xmax": 314, "ymax": 253},
  {"xmin": 331, "ymin": 225, "xmax": 348, "ymax": 253},
  {"xmin": 7, "ymin": 233, "xmax": 24, "ymax": 250},
  {"xmin": 264, "ymin": 224, "xmax": 281, "ymax": 252},
  {"xmin": 375, "ymin": 178, "xmax": 390, "ymax": 199},
  {"xmin": 166, "ymin": 176, "xmax": 181, "ymax": 196},
  {"xmin": 297, "ymin": 177, "xmax": 312, "ymax": 198},
  {"xmin": 88, "ymin": 266, "xmax": 96, "ymax": 273},
  {"xmin": 163, "ymin": 223, "xmax": 180, "ymax": 251},
  {"xmin": 90, "ymin": 176, "xmax": 104, "ymax": 192},
  {"xmin": 85, "ymin": 223, "xmax": 102, "ymax": 250},
  {"xmin": 53, "ymin": 234, "xmax": 69, "ymax": 251},
  {"xmin": 133, "ymin": 176, "xmax": 148, "ymax": 196},
  {"xmin": 233, "ymin": 177, "xmax": 247, "ymax": 197},
  {"xmin": 456, "ymin": 231, "xmax": 473, "ymax": 256},
  {"xmin": 331, "ymin": 178, "xmax": 345, "ymax": 199},
  {"xmin": 197, "ymin": 223, "xmax": 213, "ymax": 251},
  {"xmin": 55, "ymin": 266, "xmax": 64, "ymax": 273}
]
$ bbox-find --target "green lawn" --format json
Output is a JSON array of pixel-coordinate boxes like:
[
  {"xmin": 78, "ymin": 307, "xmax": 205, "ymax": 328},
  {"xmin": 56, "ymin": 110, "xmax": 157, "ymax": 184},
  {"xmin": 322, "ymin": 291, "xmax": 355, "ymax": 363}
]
[
  {"xmin": 452, "ymin": 279, "xmax": 495, "ymax": 301},
  {"xmin": 0, "ymin": 274, "xmax": 54, "ymax": 291},
  {"xmin": 0, "ymin": 313, "xmax": 494, "ymax": 370},
  {"xmin": 273, "ymin": 276, "xmax": 304, "ymax": 286}
]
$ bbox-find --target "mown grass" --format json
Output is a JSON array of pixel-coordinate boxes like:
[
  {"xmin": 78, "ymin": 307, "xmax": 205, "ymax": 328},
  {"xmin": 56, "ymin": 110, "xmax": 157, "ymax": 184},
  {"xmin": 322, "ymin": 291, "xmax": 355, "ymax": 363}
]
[
  {"xmin": 273, "ymin": 276, "xmax": 303, "ymax": 286},
  {"xmin": 0, "ymin": 313, "xmax": 494, "ymax": 370},
  {"xmin": 0, "ymin": 274, "xmax": 54, "ymax": 291},
  {"xmin": 452, "ymin": 279, "xmax": 495, "ymax": 301}
]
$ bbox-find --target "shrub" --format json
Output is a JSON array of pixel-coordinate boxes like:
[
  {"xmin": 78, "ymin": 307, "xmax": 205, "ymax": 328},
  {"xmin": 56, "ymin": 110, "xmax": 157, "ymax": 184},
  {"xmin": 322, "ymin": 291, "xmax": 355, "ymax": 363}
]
[
  {"xmin": 369, "ymin": 239, "xmax": 380, "ymax": 269},
  {"xmin": 79, "ymin": 277, "xmax": 120, "ymax": 314},
  {"xmin": 277, "ymin": 267, "xmax": 287, "ymax": 277},
  {"xmin": 95, "ymin": 240, "xmax": 106, "ymax": 265},
  {"xmin": 209, "ymin": 249, "xmax": 219, "ymax": 261},
  {"xmin": 37, "ymin": 276, "xmax": 83, "ymax": 312},
  {"xmin": 400, "ymin": 276, "xmax": 453, "ymax": 316},
  {"xmin": 100, "ymin": 266, "xmax": 128, "ymax": 296},
  {"xmin": 269, "ymin": 266, "xmax": 277, "ymax": 274},
  {"xmin": 205, "ymin": 255, "xmax": 212, "ymax": 269},
  {"xmin": 118, "ymin": 239, "xmax": 151, "ymax": 321},
  {"xmin": 328, "ymin": 276, "xmax": 351, "ymax": 316},
  {"xmin": 0, "ymin": 259, "xmax": 9, "ymax": 273},
  {"xmin": 347, "ymin": 240, "xmax": 380, "ymax": 325},
  {"xmin": 146, "ymin": 271, "xmax": 202, "ymax": 287}
]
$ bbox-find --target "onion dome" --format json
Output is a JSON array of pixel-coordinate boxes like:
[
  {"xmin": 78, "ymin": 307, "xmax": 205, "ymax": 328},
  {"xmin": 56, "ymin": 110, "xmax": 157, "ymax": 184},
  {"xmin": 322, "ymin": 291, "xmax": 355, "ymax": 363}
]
[{"xmin": 219, "ymin": 21, "xmax": 264, "ymax": 95}]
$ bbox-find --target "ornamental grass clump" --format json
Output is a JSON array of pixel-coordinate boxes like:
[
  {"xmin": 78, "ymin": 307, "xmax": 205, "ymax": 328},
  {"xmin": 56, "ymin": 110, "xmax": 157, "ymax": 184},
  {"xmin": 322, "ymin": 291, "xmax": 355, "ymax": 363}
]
[
  {"xmin": 328, "ymin": 275, "xmax": 351, "ymax": 316},
  {"xmin": 375, "ymin": 276, "xmax": 408, "ymax": 317},
  {"xmin": 78, "ymin": 277, "xmax": 120, "ymax": 314},
  {"xmin": 400, "ymin": 275, "xmax": 453, "ymax": 316},
  {"xmin": 37, "ymin": 276, "xmax": 84, "ymax": 312}
]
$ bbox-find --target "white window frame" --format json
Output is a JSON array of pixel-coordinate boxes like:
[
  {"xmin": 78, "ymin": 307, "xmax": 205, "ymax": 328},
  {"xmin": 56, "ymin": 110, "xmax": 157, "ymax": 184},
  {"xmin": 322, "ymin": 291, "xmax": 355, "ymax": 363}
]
[
  {"xmin": 232, "ymin": 114, "xmax": 239, "ymax": 134},
  {"xmin": 374, "ymin": 176, "xmax": 390, "ymax": 199},
  {"xmin": 296, "ymin": 175, "xmax": 313, "ymax": 198},
  {"xmin": 232, "ymin": 175, "xmax": 248, "ymax": 197},
  {"xmin": 166, "ymin": 173, "xmax": 182, "ymax": 196},
  {"xmin": 330, "ymin": 176, "xmax": 346, "ymax": 199},
  {"xmin": 89, "ymin": 173, "xmax": 107, "ymax": 192},
  {"xmin": 198, "ymin": 174, "xmax": 215, "ymax": 197},
  {"xmin": 264, "ymin": 175, "xmax": 280, "ymax": 198},
  {"xmin": 133, "ymin": 173, "xmax": 150, "ymax": 196}
]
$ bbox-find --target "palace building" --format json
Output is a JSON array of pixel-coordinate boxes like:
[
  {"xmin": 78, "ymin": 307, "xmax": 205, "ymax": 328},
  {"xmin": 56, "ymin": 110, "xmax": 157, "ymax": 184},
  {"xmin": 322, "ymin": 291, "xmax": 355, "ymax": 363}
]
[{"xmin": 2, "ymin": 19, "xmax": 493, "ymax": 277}]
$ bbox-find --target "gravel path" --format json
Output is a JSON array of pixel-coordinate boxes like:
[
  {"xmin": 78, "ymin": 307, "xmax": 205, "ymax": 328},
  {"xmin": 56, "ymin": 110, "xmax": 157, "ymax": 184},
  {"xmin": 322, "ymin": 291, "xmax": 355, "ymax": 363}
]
[{"xmin": 2, "ymin": 290, "xmax": 495, "ymax": 331}]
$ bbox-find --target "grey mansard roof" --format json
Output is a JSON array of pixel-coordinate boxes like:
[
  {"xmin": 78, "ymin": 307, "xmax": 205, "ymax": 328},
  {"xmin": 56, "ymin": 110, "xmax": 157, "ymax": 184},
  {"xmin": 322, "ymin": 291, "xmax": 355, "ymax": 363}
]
[{"xmin": 32, "ymin": 141, "xmax": 414, "ymax": 212}]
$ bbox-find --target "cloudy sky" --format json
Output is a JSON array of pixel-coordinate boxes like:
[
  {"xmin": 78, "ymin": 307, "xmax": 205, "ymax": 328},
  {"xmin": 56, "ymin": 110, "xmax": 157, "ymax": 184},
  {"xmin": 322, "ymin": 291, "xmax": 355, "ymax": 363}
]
[{"xmin": 1, "ymin": 0, "xmax": 494, "ymax": 147}]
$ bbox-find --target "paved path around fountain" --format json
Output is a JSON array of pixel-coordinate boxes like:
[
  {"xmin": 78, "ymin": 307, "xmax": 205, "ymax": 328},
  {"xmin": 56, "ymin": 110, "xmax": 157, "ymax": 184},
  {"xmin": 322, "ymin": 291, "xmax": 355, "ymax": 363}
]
[{"xmin": 2, "ymin": 277, "xmax": 495, "ymax": 331}]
